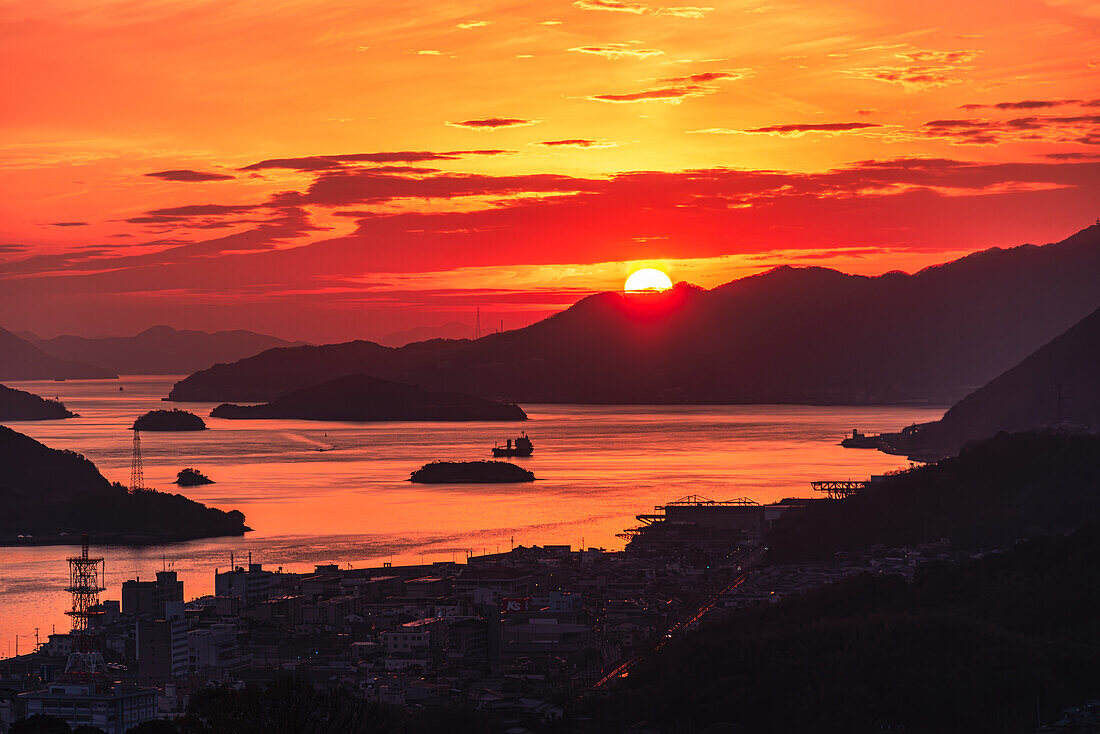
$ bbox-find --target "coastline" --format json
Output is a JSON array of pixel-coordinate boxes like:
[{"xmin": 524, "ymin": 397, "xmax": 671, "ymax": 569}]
[{"xmin": 0, "ymin": 525, "xmax": 251, "ymax": 548}]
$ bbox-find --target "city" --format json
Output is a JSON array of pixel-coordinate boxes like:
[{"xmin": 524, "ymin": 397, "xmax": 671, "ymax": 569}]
[{"xmin": 0, "ymin": 487, "xmax": 946, "ymax": 733}]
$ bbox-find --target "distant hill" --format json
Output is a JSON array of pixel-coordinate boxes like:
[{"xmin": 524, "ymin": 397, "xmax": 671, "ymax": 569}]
[
  {"xmin": 0, "ymin": 426, "xmax": 247, "ymax": 545},
  {"xmin": 0, "ymin": 326, "xmax": 116, "ymax": 381},
  {"xmin": 379, "ymin": 322, "xmax": 473, "ymax": 347},
  {"xmin": 209, "ymin": 374, "xmax": 527, "ymax": 421},
  {"xmin": 26, "ymin": 325, "xmax": 305, "ymax": 375},
  {"xmin": 169, "ymin": 224, "xmax": 1100, "ymax": 405},
  {"xmin": 0, "ymin": 384, "xmax": 76, "ymax": 421}
]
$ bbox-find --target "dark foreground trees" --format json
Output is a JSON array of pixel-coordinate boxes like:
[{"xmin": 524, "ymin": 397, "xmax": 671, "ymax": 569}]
[{"xmin": 586, "ymin": 526, "xmax": 1100, "ymax": 733}]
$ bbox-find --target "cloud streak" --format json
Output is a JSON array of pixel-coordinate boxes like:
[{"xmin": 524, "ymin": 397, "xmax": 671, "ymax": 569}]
[
  {"xmin": 535, "ymin": 139, "xmax": 617, "ymax": 148},
  {"xmin": 240, "ymin": 150, "xmax": 510, "ymax": 172},
  {"xmin": 445, "ymin": 118, "xmax": 542, "ymax": 130},
  {"xmin": 572, "ymin": 0, "xmax": 712, "ymax": 16},
  {"xmin": 145, "ymin": 170, "xmax": 235, "ymax": 182},
  {"xmin": 569, "ymin": 44, "xmax": 664, "ymax": 59},
  {"xmin": 742, "ymin": 122, "xmax": 882, "ymax": 135},
  {"xmin": 588, "ymin": 86, "xmax": 710, "ymax": 103}
]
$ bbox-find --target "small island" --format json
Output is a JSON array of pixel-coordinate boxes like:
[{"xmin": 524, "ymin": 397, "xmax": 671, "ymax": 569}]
[
  {"xmin": 132, "ymin": 409, "xmax": 208, "ymax": 431},
  {"xmin": 210, "ymin": 374, "xmax": 527, "ymax": 422},
  {"xmin": 175, "ymin": 467, "xmax": 214, "ymax": 486},
  {"xmin": 410, "ymin": 460, "xmax": 536, "ymax": 484},
  {"xmin": 0, "ymin": 425, "xmax": 246, "ymax": 546},
  {"xmin": 0, "ymin": 383, "xmax": 77, "ymax": 421}
]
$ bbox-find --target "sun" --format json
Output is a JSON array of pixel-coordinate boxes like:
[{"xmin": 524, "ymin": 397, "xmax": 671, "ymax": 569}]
[{"xmin": 625, "ymin": 268, "xmax": 673, "ymax": 293}]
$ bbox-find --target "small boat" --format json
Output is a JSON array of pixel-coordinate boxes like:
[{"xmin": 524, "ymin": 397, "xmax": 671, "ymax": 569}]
[{"xmin": 492, "ymin": 433, "xmax": 533, "ymax": 457}]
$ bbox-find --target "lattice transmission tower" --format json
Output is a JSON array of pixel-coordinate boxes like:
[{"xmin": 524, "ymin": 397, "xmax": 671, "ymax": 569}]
[
  {"xmin": 129, "ymin": 430, "xmax": 145, "ymax": 493},
  {"xmin": 64, "ymin": 534, "xmax": 106, "ymax": 677}
]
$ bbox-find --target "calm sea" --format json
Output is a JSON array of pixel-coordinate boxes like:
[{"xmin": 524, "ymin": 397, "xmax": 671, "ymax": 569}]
[{"xmin": 0, "ymin": 375, "xmax": 942, "ymax": 654}]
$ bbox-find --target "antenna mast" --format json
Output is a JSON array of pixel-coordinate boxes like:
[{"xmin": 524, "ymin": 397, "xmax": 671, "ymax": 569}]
[{"xmin": 474, "ymin": 307, "xmax": 481, "ymax": 340}]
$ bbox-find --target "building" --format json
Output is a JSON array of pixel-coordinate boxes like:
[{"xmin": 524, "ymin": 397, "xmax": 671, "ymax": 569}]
[
  {"xmin": 456, "ymin": 567, "xmax": 533, "ymax": 603},
  {"xmin": 215, "ymin": 563, "xmax": 277, "ymax": 604},
  {"xmin": 188, "ymin": 624, "xmax": 248, "ymax": 677},
  {"xmin": 121, "ymin": 571, "xmax": 183, "ymax": 619},
  {"xmin": 134, "ymin": 602, "xmax": 188, "ymax": 683},
  {"xmin": 380, "ymin": 618, "xmax": 446, "ymax": 653},
  {"xmin": 19, "ymin": 681, "xmax": 157, "ymax": 734}
]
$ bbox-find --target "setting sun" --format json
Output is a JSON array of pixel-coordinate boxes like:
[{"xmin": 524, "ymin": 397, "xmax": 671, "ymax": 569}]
[{"xmin": 625, "ymin": 268, "xmax": 673, "ymax": 293}]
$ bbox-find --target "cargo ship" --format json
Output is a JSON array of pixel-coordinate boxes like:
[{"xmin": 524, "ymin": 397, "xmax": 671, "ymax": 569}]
[
  {"xmin": 840, "ymin": 429, "xmax": 884, "ymax": 449},
  {"xmin": 492, "ymin": 433, "xmax": 533, "ymax": 457}
]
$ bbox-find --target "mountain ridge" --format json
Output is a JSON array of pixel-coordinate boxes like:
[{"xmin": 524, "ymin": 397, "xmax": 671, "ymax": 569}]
[
  {"xmin": 25, "ymin": 325, "xmax": 306, "ymax": 375},
  {"xmin": 0, "ymin": 326, "xmax": 117, "ymax": 381},
  {"xmin": 168, "ymin": 224, "xmax": 1100, "ymax": 405}
]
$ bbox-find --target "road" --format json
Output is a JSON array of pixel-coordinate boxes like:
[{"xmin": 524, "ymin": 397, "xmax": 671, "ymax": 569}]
[{"xmin": 592, "ymin": 547, "xmax": 764, "ymax": 688}]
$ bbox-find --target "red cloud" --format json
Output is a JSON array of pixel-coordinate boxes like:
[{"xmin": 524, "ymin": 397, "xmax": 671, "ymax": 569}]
[
  {"xmin": 145, "ymin": 170, "xmax": 235, "ymax": 182},
  {"xmin": 744, "ymin": 122, "xmax": 882, "ymax": 134},
  {"xmin": 240, "ymin": 150, "xmax": 509, "ymax": 171},
  {"xmin": 537, "ymin": 139, "xmax": 599, "ymax": 147},
  {"xmin": 445, "ymin": 118, "xmax": 540, "ymax": 129},
  {"xmin": 589, "ymin": 85, "xmax": 708, "ymax": 103}
]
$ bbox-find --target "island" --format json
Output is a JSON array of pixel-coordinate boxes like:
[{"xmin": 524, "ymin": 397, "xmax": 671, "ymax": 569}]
[
  {"xmin": 210, "ymin": 374, "xmax": 527, "ymax": 422},
  {"xmin": 132, "ymin": 408, "xmax": 208, "ymax": 431},
  {"xmin": 409, "ymin": 460, "xmax": 536, "ymax": 483},
  {"xmin": 175, "ymin": 467, "xmax": 214, "ymax": 486},
  {"xmin": 0, "ymin": 425, "xmax": 247, "ymax": 546},
  {"xmin": 0, "ymin": 383, "xmax": 76, "ymax": 421}
]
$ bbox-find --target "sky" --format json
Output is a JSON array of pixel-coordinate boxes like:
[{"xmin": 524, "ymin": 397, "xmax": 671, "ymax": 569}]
[{"xmin": 1, "ymin": 0, "xmax": 1098, "ymax": 343}]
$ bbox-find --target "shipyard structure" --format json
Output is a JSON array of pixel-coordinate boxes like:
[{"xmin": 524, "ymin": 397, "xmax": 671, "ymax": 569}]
[{"xmin": 619, "ymin": 495, "xmax": 813, "ymax": 553}]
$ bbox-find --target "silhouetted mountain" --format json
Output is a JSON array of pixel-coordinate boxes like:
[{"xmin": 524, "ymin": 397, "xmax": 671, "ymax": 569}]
[
  {"xmin": 883, "ymin": 304, "xmax": 1100, "ymax": 457},
  {"xmin": 0, "ymin": 426, "xmax": 246, "ymax": 545},
  {"xmin": 209, "ymin": 374, "xmax": 527, "ymax": 421},
  {"xmin": 379, "ymin": 322, "xmax": 473, "ymax": 347},
  {"xmin": 26, "ymin": 325, "xmax": 305, "ymax": 375},
  {"xmin": 769, "ymin": 431, "xmax": 1100, "ymax": 564},
  {"xmin": 595, "ymin": 521, "xmax": 1100, "ymax": 733},
  {"xmin": 169, "ymin": 224, "xmax": 1100, "ymax": 405},
  {"xmin": 0, "ymin": 384, "xmax": 76, "ymax": 421},
  {"xmin": 591, "ymin": 432, "xmax": 1100, "ymax": 732},
  {"xmin": 0, "ymin": 327, "xmax": 116, "ymax": 381}
]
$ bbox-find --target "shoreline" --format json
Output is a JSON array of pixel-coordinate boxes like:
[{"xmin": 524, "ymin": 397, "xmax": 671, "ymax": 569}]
[{"xmin": 0, "ymin": 526, "xmax": 250, "ymax": 549}]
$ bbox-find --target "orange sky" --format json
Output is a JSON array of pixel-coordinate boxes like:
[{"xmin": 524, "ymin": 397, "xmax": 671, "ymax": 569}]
[{"xmin": 1, "ymin": 0, "xmax": 1098, "ymax": 341}]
